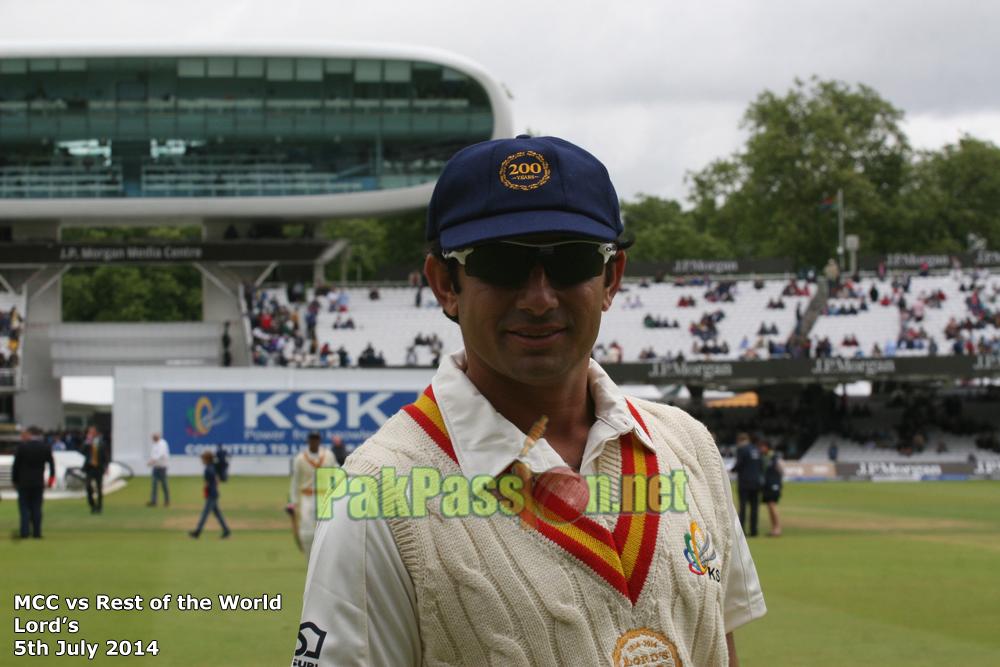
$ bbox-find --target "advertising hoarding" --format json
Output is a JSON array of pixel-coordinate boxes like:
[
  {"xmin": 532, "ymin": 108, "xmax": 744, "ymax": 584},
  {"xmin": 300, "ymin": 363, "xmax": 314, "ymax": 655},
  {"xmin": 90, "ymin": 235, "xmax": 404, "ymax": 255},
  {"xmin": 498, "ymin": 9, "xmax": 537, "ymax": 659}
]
[{"xmin": 162, "ymin": 390, "xmax": 419, "ymax": 457}]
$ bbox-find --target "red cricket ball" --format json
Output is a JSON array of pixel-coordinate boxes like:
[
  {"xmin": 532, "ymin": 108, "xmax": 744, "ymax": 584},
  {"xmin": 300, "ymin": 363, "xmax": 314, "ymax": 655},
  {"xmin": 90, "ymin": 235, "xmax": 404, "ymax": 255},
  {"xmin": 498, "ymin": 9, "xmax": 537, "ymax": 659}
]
[{"xmin": 531, "ymin": 466, "xmax": 590, "ymax": 525}]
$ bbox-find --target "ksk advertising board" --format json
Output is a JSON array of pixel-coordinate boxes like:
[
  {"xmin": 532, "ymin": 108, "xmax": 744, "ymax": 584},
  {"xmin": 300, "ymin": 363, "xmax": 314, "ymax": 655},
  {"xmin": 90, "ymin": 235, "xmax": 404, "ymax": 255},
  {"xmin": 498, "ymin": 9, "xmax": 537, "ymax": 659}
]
[{"xmin": 162, "ymin": 390, "xmax": 419, "ymax": 456}]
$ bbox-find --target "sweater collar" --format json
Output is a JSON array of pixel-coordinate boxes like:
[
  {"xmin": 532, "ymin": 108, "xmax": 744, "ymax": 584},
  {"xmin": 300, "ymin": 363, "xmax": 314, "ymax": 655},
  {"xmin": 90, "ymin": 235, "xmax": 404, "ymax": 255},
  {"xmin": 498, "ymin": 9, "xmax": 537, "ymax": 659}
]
[{"xmin": 430, "ymin": 349, "xmax": 651, "ymax": 479}]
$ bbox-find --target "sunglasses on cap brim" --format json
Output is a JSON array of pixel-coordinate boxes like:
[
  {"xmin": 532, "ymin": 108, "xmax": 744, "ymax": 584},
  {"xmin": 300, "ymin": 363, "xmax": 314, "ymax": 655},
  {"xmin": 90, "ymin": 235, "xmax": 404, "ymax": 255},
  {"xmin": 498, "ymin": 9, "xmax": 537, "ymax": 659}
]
[{"xmin": 442, "ymin": 240, "xmax": 617, "ymax": 288}]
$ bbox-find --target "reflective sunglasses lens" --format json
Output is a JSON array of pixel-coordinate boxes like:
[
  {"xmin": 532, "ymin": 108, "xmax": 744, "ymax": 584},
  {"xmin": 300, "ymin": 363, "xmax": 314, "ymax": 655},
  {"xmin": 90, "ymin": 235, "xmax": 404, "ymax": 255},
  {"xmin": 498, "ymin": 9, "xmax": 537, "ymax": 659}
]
[
  {"xmin": 463, "ymin": 245, "xmax": 533, "ymax": 288},
  {"xmin": 544, "ymin": 243, "xmax": 607, "ymax": 286},
  {"xmin": 462, "ymin": 243, "xmax": 608, "ymax": 288}
]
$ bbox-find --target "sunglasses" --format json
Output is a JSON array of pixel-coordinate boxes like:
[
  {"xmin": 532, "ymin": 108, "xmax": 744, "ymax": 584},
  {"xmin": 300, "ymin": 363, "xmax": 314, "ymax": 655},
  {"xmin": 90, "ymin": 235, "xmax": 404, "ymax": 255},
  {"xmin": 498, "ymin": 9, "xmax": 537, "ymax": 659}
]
[{"xmin": 443, "ymin": 240, "xmax": 617, "ymax": 288}]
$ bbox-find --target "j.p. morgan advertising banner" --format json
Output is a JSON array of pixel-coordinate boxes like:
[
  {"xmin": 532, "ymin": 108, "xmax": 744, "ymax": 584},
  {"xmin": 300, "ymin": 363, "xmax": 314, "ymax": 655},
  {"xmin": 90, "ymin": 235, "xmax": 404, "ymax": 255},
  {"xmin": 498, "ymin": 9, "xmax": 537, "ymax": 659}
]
[
  {"xmin": 605, "ymin": 354, "xmax": 1000, "ymax": 386},
  {"xmin": 162, "ymin": 390, "xmax": 419, "ymax": 456}
]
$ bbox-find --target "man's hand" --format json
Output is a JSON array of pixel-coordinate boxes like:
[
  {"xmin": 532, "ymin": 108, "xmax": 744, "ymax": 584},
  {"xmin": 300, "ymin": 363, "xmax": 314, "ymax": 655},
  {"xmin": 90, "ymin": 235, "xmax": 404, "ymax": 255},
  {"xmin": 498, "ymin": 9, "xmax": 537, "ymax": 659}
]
[
  {"xmin": 48, "ymin": 475, "xmax": 56, "ymax": 488},
  {"xmin": 726, "ymin": 631, "xmax": 738, "ymax": 666}
]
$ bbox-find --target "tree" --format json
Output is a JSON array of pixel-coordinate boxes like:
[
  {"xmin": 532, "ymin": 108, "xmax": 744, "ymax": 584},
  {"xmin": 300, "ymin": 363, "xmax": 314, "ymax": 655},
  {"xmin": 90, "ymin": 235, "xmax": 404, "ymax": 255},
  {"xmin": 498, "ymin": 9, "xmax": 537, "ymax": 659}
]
[
  {"xmin": 621, "ymin": 196, "xmax": 731, "ymax": 261},
  {"xmin": 901, "ymin": 136, "xmax": 1000, "ymax": 253},
  {"xmin": 60, "ymin": 227, "xmax": 203, "ymax": 322},
  {"xmin": 323, "ymin": 209, "xmax": 426, "ymax": 281},
  {"xmin": 63, "ymin": 265, "xmax": 201, "ymax": 322},
  {"xmin": 689, "ymin": 78, "xmax": 910, "ymax": 268}
]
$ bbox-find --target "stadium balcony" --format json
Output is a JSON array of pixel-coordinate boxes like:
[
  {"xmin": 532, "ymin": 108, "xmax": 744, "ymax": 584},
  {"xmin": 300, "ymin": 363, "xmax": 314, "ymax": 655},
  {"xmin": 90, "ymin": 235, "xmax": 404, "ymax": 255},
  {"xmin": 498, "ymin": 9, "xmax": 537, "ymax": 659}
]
[{"xmin": 0, "ymin": 158, "xmax": 124, "ymax": 198}]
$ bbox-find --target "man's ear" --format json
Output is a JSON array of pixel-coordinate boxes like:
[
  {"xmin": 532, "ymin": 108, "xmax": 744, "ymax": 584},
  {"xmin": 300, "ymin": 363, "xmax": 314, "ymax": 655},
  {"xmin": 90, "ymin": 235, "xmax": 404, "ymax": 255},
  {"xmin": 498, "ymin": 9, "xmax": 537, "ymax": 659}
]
[
  {"xmin": 424, "ymin": 255, "xmax": 460, "ymax": 319},
  {"xmin": 602, "ymin": 251, "xmax": 626, "ymax": 312}
]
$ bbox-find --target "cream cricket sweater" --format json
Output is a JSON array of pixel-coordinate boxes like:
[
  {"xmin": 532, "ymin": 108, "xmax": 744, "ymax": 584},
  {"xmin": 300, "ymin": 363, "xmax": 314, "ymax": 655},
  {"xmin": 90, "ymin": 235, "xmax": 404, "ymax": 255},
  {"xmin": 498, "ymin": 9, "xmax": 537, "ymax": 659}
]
[{"xmin": 346, "ymin": 396, "xmax": 732, "ymax": 667}]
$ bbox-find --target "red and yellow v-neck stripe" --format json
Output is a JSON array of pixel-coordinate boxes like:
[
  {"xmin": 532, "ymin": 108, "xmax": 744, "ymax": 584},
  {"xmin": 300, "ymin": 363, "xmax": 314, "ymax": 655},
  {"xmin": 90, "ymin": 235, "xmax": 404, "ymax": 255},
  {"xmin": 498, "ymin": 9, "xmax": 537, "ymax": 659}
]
[{"xmin": 403, "ymin": 386, "xmax": 660, "ymax": 606}]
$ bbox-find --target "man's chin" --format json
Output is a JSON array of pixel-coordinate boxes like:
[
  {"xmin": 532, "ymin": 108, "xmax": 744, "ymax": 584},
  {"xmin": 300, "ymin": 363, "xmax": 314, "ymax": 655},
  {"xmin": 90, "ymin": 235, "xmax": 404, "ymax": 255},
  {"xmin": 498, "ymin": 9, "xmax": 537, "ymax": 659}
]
[{"xmin": 502, "ymin": 355, "xmax": 582, "ymax": 385}]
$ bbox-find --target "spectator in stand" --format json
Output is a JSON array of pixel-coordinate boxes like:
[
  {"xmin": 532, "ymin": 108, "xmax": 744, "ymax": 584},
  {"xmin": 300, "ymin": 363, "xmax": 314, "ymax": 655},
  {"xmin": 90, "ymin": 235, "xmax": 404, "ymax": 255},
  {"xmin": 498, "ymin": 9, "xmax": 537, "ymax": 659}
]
[
  {"xmin": 406, "ymin": 347, "xmax": 418, "ymax": 366},
  {"xmin": 337, "ymin": 288, "xmax": 350, "ymax": 312},
  {"xmin": 369, "ymin": 285, "xmax": 380, "ymax": 300},
  {"xmin": 48, "ymin": 431, "xmax": 65, "ymax": 451},
  {"xmin": 950, "ymin": 256, "xmax": 963, "ymax": 281},
  {"xmin": 823, "ymin": 258, "xmax": 840, "ymax": 293},
  {"xmin": 358, "ymin": 343, "xmax": 386, "ymax": 368}
]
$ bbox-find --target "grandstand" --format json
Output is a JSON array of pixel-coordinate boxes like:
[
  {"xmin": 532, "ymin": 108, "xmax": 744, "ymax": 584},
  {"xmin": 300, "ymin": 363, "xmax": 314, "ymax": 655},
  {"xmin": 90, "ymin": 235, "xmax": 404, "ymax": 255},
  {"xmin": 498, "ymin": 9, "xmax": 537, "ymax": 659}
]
[
  {"xmin": 810, "ymin": 269, "xmax": 1000, "ymax": 358},
  {"xmin": 241, "ymin": 268, "xmax": 1000, "ymax": 368},
  {"xmin": 803, "ymin": 432, "xmax": 1000, "ymax": 464}
]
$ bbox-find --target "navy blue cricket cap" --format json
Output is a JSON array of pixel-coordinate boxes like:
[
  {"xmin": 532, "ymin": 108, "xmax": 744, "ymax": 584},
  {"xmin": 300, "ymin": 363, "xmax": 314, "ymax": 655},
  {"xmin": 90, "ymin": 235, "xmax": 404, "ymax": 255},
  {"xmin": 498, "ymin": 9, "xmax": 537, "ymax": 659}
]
[{"xmin": 427, "ymin": 135, "xmax": 622, "ymax": 250}]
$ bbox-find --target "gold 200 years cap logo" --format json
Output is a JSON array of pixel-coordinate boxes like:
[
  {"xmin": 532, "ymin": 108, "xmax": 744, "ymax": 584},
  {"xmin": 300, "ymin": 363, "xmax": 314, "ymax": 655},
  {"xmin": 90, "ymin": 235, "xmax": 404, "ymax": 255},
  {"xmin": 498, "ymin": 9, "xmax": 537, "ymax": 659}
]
[{"xmin": 500, "ymin": 151, "xmax": 551, "ymax": 191}]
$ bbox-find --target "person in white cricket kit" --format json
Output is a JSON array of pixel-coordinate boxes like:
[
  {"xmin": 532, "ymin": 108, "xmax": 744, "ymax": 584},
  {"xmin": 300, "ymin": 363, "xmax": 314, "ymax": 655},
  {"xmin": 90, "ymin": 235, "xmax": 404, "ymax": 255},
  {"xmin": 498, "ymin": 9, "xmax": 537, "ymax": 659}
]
[
  {"xmin": 294, "ymin": 136, "xmax": 766, "ymax": 667},
  {"xmin": 288, "ymin": 430, "xmax": 338, "ymax": 559}
]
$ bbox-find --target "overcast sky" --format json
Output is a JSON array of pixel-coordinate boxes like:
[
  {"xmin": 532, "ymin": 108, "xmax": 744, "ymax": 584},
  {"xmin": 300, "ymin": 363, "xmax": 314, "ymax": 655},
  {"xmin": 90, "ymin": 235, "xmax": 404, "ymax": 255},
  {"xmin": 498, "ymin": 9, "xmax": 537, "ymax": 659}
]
[{"xmin": 4, "ymin": 0, "xmax": 1000, "ymax": 203}]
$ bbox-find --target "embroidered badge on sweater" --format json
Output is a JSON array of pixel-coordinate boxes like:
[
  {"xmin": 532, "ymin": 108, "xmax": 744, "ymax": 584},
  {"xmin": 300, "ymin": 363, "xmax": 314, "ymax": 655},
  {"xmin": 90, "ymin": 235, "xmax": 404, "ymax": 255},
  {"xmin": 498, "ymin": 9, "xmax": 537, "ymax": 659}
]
[
  {"xmin": 403, "ymin": 386, "xmax": 662, "ymax": 606},
  {"xmin": 612, "ymin": 628, "xmax": 682, "ymax": 667}
]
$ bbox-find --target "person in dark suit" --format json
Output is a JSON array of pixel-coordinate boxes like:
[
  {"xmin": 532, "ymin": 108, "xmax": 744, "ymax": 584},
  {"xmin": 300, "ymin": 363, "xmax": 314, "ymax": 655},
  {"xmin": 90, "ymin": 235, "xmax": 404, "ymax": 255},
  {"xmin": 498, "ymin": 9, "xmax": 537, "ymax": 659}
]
[
  {"xmin": 731, "ymin": 432, "xmax": 762, "ymax": 536},
  {"xmin": 331, "ymin": 435, "xmax": 349, "ymax": 466},
  {"xmin": 82, "ymin": 425, "xmax": 110, "ymax": 514},
  {"xmin": 12, "ymin": 426, "xmax": 55, "ymax": 538}
]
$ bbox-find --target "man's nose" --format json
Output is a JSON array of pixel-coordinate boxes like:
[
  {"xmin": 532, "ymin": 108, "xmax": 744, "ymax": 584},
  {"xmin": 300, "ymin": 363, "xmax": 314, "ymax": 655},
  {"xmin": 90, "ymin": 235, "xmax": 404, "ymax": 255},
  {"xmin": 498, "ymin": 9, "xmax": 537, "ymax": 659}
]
[{"xmin": 516, "ymin": 263, "xmax": 559, "ymax": 314}]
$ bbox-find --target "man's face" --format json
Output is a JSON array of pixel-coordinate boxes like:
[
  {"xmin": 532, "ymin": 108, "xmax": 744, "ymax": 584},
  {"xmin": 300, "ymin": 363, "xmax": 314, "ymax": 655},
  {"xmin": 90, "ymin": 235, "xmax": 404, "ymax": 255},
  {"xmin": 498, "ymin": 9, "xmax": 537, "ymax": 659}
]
[
  {"xmin": 308, "ymin": 437, "xmax": 320, "ymax": 453},
  {"xmin": 428, "ymin": 243, "xmax": 624, "ymax": 388},
  {"xmin": 87, "ymin": 427, "xmax": 97, "ymax": 439}
]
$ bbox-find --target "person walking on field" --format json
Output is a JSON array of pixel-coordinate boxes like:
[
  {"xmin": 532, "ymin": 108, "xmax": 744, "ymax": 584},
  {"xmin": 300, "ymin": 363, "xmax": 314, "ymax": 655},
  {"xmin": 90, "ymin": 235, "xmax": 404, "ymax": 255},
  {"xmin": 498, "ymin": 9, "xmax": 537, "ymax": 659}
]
[
  {"xmin": 12, "ymin": 426, "xmax": 55, "ymax": 539},
  {"xmin": 759, "ymin": 440, "xmax": 784, "ymax": 537},
  {"xmin": 189, "ymin": 451, "xmax": 230, "ymax": 538},
  {"xmin": 147, "ymin": 432, "xmax": 170, "ymax": 507},
  {"xmin": 732, "ymin": 432, "xmax": 762, "ymax": 537},
  {"xmin": 82, "ymin": 425, "xmax": 109, "ymax": 514}
]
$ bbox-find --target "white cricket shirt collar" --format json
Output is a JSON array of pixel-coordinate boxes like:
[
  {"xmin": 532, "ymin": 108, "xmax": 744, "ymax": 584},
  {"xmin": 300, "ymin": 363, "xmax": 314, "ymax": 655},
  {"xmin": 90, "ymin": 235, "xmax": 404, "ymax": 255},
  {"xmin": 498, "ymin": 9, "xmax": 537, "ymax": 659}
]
[{"xmin": 429, "ymin": 349, "xmax": 652, "ymax": 479}]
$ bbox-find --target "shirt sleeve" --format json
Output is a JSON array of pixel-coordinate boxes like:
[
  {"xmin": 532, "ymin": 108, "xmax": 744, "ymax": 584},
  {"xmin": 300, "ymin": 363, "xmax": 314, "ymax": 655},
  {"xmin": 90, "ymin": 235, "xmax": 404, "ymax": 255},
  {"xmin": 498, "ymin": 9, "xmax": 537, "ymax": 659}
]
[
  {"xmin": 295, "ymin": 494, "xmax": 421, "ymax": 667},
  {"xmin": 719, "ymin": 451, "xmax": 767, "ymax": 632}
]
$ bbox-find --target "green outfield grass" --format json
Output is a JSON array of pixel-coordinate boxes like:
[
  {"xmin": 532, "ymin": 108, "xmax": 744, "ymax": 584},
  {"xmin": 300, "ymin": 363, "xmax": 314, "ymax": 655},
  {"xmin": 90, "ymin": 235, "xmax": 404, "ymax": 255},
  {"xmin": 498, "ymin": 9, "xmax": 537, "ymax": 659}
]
[{"xmin": 3, "ymin": 478, "xmax": 999, "ymax": 665}]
